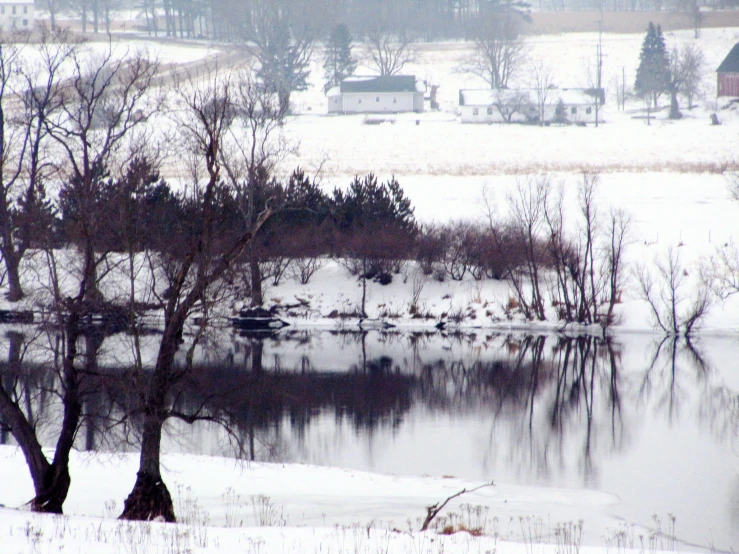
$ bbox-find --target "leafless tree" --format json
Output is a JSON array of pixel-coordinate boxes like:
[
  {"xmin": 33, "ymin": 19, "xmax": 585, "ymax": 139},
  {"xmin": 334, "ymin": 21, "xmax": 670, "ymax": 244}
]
[
  {"xmin": 38, "ymin": 1, "xmax": 63, "ymax": 30},
  {"xmin": 701, "ymin": 240, "xmax": 739, "ymax": 300},
  {"xmin": 246, "ymin": 1, "xmax": 316, "ymax": 112},
  {"xmin": 0, "ymin": 29, "xmax": 80, "ymax": 303},
  {"xmin": 46, "ymin": 43, "xmax": 159, "ymax": 303},
  {"xmin": 464, "ymin": 12, "xmax": 527, "ymax": 89},
  {"xmin": 543, "ymin": 173, "xmax": 629, "ymax": 328},
  {"xmin": 364, "ymin": 28, "xmax": 417, "ymax": 77},
  {"xmin": 668, "ymin": 43, "xmax": 705, "ymax": 116},
  {"xmin": 137, "ymin": 0, "xmax": 160, "ymax": 36},
  {"xmin": 505, "ymin": 176, "xmax": 550, "ymax": 321},
  {"xmin": 529, "ymin": 60, "xmax": 556, "ymax": 125},
  {"xmin": 636, "ymin": 246, "xmax": 711, "ymax": 335},
  {"xmin": 218, "ymin": 69, "xmax": 293, "ymax": 307},
  {"xmin": 119, "ymin": 67, "xmax": 279, "ymax": 522},
  {"xmin": 493, "ymin": 88, "xmax": 533, "ymax": 122}
]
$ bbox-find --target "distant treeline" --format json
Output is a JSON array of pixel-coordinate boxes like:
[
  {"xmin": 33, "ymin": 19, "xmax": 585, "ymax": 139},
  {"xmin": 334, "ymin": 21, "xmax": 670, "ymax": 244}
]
[{"xmin": 46, "ymin": 0, "xmax": 739, "ymax": 41}]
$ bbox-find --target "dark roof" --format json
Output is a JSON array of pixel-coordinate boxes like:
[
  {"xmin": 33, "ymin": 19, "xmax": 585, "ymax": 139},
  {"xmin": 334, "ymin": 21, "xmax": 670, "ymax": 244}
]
[
  {"xmin": 717, "ymin": 43, "xmax": 739, "ymax": 73},
  {"xmin": 340, "ymin": 75, "xmax": 417, "ymax": 93}
]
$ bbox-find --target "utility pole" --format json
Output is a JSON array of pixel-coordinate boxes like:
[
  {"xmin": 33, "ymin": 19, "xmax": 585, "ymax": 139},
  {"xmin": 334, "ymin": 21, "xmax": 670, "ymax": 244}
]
[{"xmin": 595, "ymin": 20, "xmax": 603, "ymax": 127}]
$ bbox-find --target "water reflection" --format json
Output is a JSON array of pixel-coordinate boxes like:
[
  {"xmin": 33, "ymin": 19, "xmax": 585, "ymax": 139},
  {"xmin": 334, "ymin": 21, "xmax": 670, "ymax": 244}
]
[{"xmin": 0, "ymin": 328, "xmax": 737, "ymax": 549}]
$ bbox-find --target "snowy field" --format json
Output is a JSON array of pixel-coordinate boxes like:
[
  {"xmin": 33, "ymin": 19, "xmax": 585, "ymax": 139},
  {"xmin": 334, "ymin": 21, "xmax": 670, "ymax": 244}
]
[{"xmin": 1, "ymin": 24, "xmax": 739, "ymax": 554}]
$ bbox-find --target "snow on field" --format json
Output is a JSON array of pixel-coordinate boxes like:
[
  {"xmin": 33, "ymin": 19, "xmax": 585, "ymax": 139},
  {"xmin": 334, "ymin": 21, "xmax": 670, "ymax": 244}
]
[{"xmin": 0, "ymin": 445, "xmax": 689, "ymax": 554}]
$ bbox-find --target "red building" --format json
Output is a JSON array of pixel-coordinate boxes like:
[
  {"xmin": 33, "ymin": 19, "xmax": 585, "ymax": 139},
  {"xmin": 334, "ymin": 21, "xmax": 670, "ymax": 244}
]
[{"xmin": 717, "ymin": 43, "xmax": 739, "ymax": 97}]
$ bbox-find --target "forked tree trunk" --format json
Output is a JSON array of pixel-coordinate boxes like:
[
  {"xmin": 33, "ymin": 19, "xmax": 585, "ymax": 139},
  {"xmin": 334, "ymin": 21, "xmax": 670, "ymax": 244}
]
[
  {"xmin": 120, "ymin": 325, "xmax": 180, "ymax": 522},
  {"xmin": 119, "ymin": 413, "xmax": 175, "ymax": 522},
  {"xmin": 0, "ymin": 321, "xmax": 82, "ymax": 514}
]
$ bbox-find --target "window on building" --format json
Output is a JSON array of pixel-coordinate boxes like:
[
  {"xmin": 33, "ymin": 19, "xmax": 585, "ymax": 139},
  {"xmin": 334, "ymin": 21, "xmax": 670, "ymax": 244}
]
[
  {"xmin": 392, "ymin": 97, "xmax": 396, "ymax": 103},
  {"xmin": 12, "ymin": 6, "xmax": 16, "ymax": 14},
  {"xmin": 1, "ymin": 7, "xmax": 6, "ymax": 14},
  {"xmin": 472, "ymin": 107, "xmax": 479, "ymax": 115},
  {"xmin": 570, "ymin": 106, "xmax": 577, "ymax": 115},
  {"xmin": 23, "ymin": 19, "xmax": 28, "ymax": 26},
  {"xmin": 585, "ymin": 107, "xmax": 592, "ymax": 114},
  {"xmin": 24, "ymin": 6, "xmax": 28, "ymax": 14},
  {"xmin": 358, "ymin": 98, "xmax": 362, "ymax": 104},
  {"xmin": 486, "ymin": 107, "xmax": 493, "ymax": 115},
  {"xmin": 376, "ymin": 96, "xmax": 380, "ymax": 102}
]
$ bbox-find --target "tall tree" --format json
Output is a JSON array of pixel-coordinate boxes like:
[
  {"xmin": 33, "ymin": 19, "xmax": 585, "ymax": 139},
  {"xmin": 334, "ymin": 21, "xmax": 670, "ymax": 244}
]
[
  {"xmin": 46, "ymin": 44, "xmax": 159, "ymax": 303},
  {"xmin": 667, "ymin": 43, "xmax": 705, "ymax": 118},
  {"xmin": 0, "ymin": 29, "xmax": 78, "ymax": 302},
  {"xmin": 119, "ymin": 67, "xmax": 278, "ymax": 522},
  {"xmin": 465, "ymin": 7, "xmax": 528, "ymax": 89},
  {"xmin": 323, "ymin": 23, "xmax": 357, "ymax": 93},
  {"xmin": 364, "ymin": 27, "xmax": 416, "ymax": 77},
  {"xmin": 249, "ymin": 2, "xmax": 314, "ymax": 112},
  {"xmin": 634, "ymin": 22, "xmax": 670, "ymax": 109}
]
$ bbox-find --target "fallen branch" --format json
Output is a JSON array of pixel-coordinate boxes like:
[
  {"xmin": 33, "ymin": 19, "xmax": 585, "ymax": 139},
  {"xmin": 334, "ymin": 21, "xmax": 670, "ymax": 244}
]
[{"xmin": 420, "ymin": 481, "xmax": 495, "ymax": 531}]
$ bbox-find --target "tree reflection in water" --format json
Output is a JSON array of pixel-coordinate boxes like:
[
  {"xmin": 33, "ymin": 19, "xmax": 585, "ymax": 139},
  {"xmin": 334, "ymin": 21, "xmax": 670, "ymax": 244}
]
[{"xmin": 1, "ymin": 328, "xmax": 737, "ymax": 490}]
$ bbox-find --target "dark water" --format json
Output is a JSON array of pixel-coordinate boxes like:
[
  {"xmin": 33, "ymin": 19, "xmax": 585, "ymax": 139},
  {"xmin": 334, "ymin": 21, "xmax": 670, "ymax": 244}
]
[{"xmin": 1, "ymin": 328, "xmax": 737, "ymax": 550}]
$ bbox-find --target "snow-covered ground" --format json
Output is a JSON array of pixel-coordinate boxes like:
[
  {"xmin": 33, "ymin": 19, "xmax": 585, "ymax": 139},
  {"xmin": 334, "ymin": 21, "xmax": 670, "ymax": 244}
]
[
  {"xmin": 1, "ymin": 25, "xmax": 739, "ymax": 554},
  {"xmin": 0, "ymin": 446, "xmax": 692, "ymax": 554}
]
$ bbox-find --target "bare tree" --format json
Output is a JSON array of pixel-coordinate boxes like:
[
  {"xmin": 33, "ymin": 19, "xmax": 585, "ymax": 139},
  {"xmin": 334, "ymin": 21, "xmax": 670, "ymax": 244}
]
[
  {"xmin": 636, "ymin": 246, "xmax": 711, "ymax": 335},
  {"xmin": 364, "ymin": 28, "xmax": 417, "ymax": 77},
  {"xmin": 137, "ymin": 0, "xmax": 160, "ymax": 37},
  {"xmin": 219, "ymin": 69, "xmax": 293, "ymax": 307},
  {"xmin": 668, "ymin": 43, "xmax": 705, "ymax": 116},
  {"xmin": 505, "ymin": 176, "xmax": 549, "ymax": 321},
  {"xmin": 46, "ymin": 43, "xmax": 160, "ymax": 303},
  {"xmin": 493, "ymin": 88, "xmax": 532, "ymax": 122},
  {"xmin": 529, "ymin": 60, "xmax": 556, "ymax": 125},
  {"xmin": 247, "ymin": 1, "xmax": 315, "ymax": 112},
  {"xmin": 701, "ymin": 240, "xmax": 739, "ymax": 300},
  {"xmin": 38, "ymin": 1, "xmax": 64, "ymax": 30},
  {"xmin": 465, "ymin": 12, "xmax": 527, "ymax": 89},
  {"xmin": 0, "ymin": 29, "xmax": 79, "ymax": 302},
  {"xmin": 119, "ymin": 67, "xmax": 278, "ymax": 522}
]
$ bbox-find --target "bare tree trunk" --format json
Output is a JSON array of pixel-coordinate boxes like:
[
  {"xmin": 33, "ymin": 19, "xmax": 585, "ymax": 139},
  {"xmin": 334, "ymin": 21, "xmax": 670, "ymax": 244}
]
[
  {"xmin": 120, "ymin": 324, "xmax": 180, "ymax": 522},
  {"xmin": 3, "ymin": 250, "xmax": 23, "ymax": 302},
  {"xmin": 0, "ymin": 315, "xmax": 83, "ymax": 514},
  {"xmin": 249, "ymin": 254, "xmax": 263, "ymax": 307},
  {"xmin": 119, "ymin": 412, "xmax": 175, "ymax": 522}
]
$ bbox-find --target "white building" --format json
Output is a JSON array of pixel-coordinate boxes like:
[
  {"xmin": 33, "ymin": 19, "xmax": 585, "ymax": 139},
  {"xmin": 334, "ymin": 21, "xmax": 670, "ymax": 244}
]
[
  {"xmin": 327, "ymin": 75, "xmax": 425, "ymax": 114},
  {"xmin": 0, "ymin": 0, "xmax": 34, "ymax": 30},
  {"xmin": 459, "ymin": 88, "xmax": 602, "ymax": 125}
]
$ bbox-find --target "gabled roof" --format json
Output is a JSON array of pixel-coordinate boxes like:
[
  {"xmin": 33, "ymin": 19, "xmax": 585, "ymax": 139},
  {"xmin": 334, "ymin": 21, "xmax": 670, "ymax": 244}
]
[
  {"xmin": 717, "ymin": 43, "xmax": 739, "ymax": 73},
  {"xmin": 340, "ymin": 75, "xmax": 418, "ymax": 94}
]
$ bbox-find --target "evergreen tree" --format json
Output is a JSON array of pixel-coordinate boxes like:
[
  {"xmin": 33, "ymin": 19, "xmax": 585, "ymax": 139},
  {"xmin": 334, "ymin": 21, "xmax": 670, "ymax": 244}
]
[
  {"xmin": 634, "ymin": 22, "xmax": 670, "ymax": 109},
  {"xmin": 323, "ymin": 24, "xmax": 357, "ymax": 93}
]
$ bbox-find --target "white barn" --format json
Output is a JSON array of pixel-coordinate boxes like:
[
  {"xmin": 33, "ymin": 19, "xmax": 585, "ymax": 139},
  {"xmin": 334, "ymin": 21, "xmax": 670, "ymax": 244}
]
[
  {"xmin": 459, "ymin": 88, "xmax": 602, "ymax": 125},
  {"xmin": 327, "ymin": 75, "xmax": 425, "ymax": 114},
  {"xmin": 0, "ymin": 0, "xmax": 33, "ymax": 30}
]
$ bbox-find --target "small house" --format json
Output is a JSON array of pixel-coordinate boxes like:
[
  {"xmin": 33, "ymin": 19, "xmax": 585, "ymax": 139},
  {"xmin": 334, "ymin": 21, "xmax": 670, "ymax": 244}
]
[
  {"xmin": 327, "ymin": 75, "xmax": 425, "ymax": 114},
  {"xmin": 458, "ymin": 89, "xmax": 535, "ymax": 123},
  {"xmin": 717, "ymin": 43, "xmax": 739, "ymax": 97},
  {"xmin": 0, "ymin": 0, "xmax": 34, "ymax": 30},
  {"xmin": 459, "ymin": 87, "xmax": 601, "ymax": 125}
]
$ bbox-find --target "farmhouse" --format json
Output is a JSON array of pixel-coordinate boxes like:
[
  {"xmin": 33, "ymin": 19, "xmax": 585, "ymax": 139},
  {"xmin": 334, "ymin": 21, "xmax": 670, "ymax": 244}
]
[
  {"xmin": 717, "ymin": 42, "xmax": 739, "ymax": 97},
  {"xmin": 327, "ymin": 75, "xmax": 425, "ymax": 114},
  {"xmin": 458, "ymin": 88, "xmax": 601, "ymax": 124},
  {"xmin": 0, "ymin": 0, "xmax": 33, "ymax": 29}
]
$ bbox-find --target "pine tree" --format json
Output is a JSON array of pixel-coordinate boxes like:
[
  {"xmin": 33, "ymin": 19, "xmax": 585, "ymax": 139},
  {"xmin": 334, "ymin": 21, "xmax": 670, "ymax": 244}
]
[
  {"xmin": 634, "ymin": 22, "xmax": 670, "ymax": 109},
  {"xmin": 323, "ymin": 24, "xmax": 357, "ymax": 93}
]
